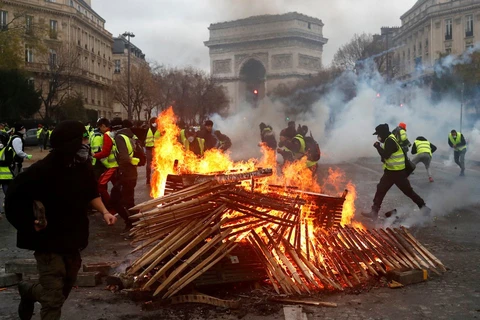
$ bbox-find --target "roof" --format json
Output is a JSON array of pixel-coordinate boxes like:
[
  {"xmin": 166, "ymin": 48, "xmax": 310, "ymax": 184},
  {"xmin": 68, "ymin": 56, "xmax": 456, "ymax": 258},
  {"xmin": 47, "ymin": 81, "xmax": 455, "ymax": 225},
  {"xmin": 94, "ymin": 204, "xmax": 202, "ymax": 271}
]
[
  {"xmin": 209, "ymin": 12, "xmax": 324, "ymax": 30},
  {"xmin": 401, "ymin": 0, "xmax": 430, "ymax": 19},
  {"xmin": 77, "ymin": 0, "xmax": 105, "ymax": 23}
]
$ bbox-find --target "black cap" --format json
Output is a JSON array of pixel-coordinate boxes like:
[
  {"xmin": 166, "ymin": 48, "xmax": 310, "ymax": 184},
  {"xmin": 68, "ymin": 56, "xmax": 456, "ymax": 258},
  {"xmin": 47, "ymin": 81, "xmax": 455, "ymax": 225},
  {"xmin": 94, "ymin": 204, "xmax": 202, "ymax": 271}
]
[
  {"xmin": 373, "ymin": 123, "xmax": 390, "ymax": 136},
  {"xmin": 14, "ymin": 123, "xmax": 25, "ymax": 132},
  {"xmin": 259, "ymin": 122, "xmax": 266, "ymax": 130},
  {"xmin": 451, "ymin": 129, "xmax": 457, "ymax": 134},
  {"xmin": 111, "ymin": 118, "xmax": 123, "ymax": 130}
]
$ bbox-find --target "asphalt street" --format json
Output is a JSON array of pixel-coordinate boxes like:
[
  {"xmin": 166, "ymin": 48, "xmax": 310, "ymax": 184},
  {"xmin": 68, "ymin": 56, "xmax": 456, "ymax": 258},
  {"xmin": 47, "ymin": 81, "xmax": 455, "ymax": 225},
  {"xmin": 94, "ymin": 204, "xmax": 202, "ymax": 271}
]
[{"xmin": 0, "ymin": 150, "xmax": 479, "ymax": 320}]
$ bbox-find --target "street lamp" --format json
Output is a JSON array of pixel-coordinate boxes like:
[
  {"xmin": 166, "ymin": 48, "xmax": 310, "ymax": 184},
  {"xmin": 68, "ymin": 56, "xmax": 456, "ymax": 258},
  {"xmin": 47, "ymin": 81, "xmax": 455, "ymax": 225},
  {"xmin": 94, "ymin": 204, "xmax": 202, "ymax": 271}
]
[{"xmin": 122, "ymin": 31, "xmax": 135, "ymax": 121}]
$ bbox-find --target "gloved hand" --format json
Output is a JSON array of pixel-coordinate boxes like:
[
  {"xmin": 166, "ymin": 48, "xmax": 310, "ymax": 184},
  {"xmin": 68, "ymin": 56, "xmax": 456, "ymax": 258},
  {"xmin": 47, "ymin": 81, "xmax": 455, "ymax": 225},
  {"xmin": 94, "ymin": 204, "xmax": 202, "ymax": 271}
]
[
  {"xmin": 373, "ymin": 142, "xmax": 381, "ymax": 148},
  {"xmin": 26, "ymin": 154, "xmax": 33, "ymax": 160}
]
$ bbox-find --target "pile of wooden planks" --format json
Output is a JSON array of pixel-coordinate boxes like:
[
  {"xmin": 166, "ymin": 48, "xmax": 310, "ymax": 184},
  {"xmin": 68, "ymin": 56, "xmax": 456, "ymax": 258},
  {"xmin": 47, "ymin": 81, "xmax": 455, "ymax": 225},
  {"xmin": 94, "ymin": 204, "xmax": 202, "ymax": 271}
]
[{"xmin": 127, "ymin": 180, "xmax": 446, "ymax": 298}]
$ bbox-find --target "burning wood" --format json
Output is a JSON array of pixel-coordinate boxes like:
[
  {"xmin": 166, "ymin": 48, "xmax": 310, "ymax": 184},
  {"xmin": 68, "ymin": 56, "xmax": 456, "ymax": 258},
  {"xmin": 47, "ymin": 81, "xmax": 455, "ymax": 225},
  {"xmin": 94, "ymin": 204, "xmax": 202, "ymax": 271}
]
[{"xmin": 126, "ymin": 179, "xmax": 445, "ymax": 299}]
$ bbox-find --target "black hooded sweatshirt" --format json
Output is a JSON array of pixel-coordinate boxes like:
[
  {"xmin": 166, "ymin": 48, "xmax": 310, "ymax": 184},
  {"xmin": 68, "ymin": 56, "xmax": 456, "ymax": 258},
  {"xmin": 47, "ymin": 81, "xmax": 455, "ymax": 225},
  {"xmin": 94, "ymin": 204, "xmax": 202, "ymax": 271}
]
[
  {"xmin": 411, "ymin": 136, "xmax": 437, "ymax": 155},
  {"xmin": 5, "ymin": 152, "xmax": 98, "ymax": 253},
  {"xmin": 115, "ymin": 128, "xmax": 138, "ymax": 181}
]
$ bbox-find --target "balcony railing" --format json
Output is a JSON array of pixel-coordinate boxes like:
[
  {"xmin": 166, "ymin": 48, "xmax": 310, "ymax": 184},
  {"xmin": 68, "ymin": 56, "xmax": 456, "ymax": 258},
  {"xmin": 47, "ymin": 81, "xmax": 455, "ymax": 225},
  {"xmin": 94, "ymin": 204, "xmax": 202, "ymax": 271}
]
[
  {"xmin": 445, "ymin": 33, "xmax": 452, "ymax": 41},
  {"xmin": 465, "ymin": 30, "xmax": 473, "ymax": 38}
]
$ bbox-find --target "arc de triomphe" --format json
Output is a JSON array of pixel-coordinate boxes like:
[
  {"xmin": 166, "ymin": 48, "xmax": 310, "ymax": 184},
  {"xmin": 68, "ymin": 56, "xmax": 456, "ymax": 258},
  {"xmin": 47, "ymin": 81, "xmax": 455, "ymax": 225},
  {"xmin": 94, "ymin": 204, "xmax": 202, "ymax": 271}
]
[{"xmin": 204, "ymin": 12, "xmax": 328, "ymax": 112}]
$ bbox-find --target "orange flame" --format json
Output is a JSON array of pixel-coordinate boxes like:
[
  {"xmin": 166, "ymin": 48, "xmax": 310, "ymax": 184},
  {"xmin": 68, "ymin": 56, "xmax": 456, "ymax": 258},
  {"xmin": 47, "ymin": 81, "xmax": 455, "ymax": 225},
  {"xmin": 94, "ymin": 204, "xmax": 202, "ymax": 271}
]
[{"xmin": 150, "ymin": 107, "xmax": 362, "ymax": 231}]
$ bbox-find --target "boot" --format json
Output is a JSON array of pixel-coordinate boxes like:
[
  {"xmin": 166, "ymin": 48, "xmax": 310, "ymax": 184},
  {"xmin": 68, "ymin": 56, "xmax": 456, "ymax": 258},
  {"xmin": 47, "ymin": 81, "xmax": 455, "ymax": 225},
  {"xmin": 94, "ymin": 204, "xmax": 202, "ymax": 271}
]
[
  {"xmin": 361, "ymin": 208, "xmax": 379, "ymax": 219},
  {"xmin": 18, "ymin": 282, "xmax": 35, "ymax": 320},
  {"xmin": 459, "ymin": 170, "xmax": 465, "ymax": 177},
  {"xmin": 420, "ymin": 206, "xmax": 431, "ymax": 217}
]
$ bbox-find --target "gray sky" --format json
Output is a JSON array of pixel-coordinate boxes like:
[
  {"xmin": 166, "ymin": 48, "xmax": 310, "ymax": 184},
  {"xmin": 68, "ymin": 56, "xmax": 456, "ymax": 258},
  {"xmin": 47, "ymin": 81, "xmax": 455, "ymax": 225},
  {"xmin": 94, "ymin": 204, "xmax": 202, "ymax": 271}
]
[{"xmin": 93, "ymin": 0, "xmax": 416, "ymax": 71}]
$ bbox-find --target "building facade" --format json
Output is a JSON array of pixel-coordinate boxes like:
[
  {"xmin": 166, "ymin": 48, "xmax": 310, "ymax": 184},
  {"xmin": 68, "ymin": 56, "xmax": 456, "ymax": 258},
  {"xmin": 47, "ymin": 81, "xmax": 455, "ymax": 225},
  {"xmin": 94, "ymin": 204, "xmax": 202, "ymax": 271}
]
[
  {"xmin": 112, "ymin": 35, "xmax": 146, "ymax": 120},
  {"xmin": 204, "ymin": 12, "xmax": 328, "ymax": 112},
  {"xmin": 0, "ymin": 0, "xmax": 114, "ymax": 119},
  {"xmin": 393, "ymin": 0, "xmax": 480, "ymax": 80}
]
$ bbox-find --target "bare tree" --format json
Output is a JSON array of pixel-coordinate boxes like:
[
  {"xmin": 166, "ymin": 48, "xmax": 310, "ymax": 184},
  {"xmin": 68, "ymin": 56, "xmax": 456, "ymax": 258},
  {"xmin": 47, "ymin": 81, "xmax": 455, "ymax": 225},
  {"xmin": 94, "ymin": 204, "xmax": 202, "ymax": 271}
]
[
  {"xmin": 35, "ymin": 43, "xmax": 83, "ymax": 120},
  {"xmin": 112, "ymin": 62, "xmax": 155, "ymax": 121}
]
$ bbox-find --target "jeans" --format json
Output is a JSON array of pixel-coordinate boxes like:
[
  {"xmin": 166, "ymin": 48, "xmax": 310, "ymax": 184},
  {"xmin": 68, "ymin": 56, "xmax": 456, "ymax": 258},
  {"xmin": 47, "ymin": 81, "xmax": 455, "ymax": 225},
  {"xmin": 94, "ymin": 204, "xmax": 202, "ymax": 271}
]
[
  {"xmin": 412, "ymin": 153, "xmax": 432, "ymax": 178},
  {"xmin": 372, "ymin": 170, "xmax": 426, "ymax": 211},
  {"xmin": 454, "ymin": 149, "xmax": 466, "ymax": 172},
  {"xmin": 21, "ymin": 251, "xmax": 82, "ymax": 320},
  {"xmin": 146, "ymin": 148, "xmax": 153, "ymax": 183}
]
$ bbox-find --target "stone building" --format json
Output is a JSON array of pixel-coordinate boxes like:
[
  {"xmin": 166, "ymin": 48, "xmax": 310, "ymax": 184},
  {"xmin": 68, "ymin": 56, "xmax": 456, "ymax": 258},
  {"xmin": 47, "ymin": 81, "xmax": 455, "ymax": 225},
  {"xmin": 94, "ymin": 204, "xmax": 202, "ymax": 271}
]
[
  {"xmin": 0, "ymin": 0, "xmax": 114, "ymax": 119},
  {"xmin": 112, "ymin": 35, "xmax": 146, "ymax": 119},
  {"xmin": 393, "ymin": 0, "xmax": 480, "ymax": 80},
  {"xmin": 204, "ymin": 12, "xmax": 328, "ymax": 112}
]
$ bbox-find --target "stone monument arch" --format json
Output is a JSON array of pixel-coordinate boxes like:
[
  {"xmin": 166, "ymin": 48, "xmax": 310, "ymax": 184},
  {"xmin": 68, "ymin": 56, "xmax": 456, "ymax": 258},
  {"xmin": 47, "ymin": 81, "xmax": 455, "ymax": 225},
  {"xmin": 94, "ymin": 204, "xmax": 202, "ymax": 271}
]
[{"xmin": 205, "ymin": 12, "xmax": 328, "ymax": 112}]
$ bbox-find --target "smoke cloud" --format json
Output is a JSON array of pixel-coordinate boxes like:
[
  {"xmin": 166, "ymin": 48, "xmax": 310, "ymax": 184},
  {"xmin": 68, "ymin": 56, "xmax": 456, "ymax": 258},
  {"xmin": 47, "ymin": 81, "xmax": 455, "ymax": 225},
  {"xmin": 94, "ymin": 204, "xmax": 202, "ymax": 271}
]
[{"xmin": 209, "ymin": 49, "xmax": 480, "ymax": 228}]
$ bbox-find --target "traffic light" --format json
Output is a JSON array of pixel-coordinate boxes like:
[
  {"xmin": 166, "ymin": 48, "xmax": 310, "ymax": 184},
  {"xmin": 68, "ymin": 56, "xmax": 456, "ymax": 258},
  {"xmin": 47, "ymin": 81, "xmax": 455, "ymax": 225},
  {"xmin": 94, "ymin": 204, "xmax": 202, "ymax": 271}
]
[{"xmin": 253, "ymin": 89, "xmax": 258, "ymax": 95}]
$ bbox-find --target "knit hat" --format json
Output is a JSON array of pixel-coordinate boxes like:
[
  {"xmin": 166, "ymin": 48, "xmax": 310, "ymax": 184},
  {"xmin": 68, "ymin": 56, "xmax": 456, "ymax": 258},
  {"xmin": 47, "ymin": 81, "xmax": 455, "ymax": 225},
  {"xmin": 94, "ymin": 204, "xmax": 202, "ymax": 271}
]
[{"xmin": 50, "ymin": 120, "xmax": 87, "ymax": 152}]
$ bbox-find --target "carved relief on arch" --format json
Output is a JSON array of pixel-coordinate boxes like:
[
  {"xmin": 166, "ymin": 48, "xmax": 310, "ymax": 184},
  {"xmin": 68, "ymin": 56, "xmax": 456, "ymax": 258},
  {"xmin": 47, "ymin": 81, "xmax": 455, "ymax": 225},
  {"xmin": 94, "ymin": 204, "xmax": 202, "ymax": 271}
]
[{"xmin": 234, "ymin": 53, "xmax": 268, "ymax": 76}]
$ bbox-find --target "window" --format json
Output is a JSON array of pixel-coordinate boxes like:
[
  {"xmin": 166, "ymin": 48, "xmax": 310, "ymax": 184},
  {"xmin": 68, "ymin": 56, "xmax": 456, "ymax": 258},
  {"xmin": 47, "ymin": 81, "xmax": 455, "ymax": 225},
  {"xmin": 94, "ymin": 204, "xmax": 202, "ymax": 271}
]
[
  {"xmin": 0, "ymin": 11, "xmax": 7, "ymax": 31},
  {"xmin": 445, "ymin": 18, "xmax": 452, "ymax": 40},
  {"xmin": 465, "ymin": 15, "xmax": 473, "ymax": 37},
  {"xmin": 25, "ymin": 46, "xmax": 34, "ymax": 63},
  {"xmin": 49, "ymin": 49, "xmax": 57, "ymax": 67},
  {"xmin": 114, "ymin": 60, "xmax": 121, "ymax": 73},
  {"xmin": 25, "ymin": 15, "xmax": 33, "ymax": 34},
  {"xmin": 49, "ymin": 20, "xmax": 58, "ymax": 39},
  {"xmin": 69, "ymin": 0, "xmax": 74, "ymax": 6}
]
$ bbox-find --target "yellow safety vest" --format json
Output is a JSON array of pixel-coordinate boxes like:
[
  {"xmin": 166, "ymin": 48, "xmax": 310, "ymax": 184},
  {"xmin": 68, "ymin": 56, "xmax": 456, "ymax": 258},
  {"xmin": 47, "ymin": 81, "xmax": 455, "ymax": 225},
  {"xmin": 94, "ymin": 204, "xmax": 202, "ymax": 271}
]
[
  {"xmin": 383, "ymin": 134, "xmax": 406, "ymax": 171},
  {"xmin": 399, "ymin": 129, "xmax": 407, "ymax": 142},
  {"xmin": 90, "ymin": 132, "xmax": 103, "ymax": 166},
  {"xmin": 118, "ymin": 134, "xmax": 140, "ymax": 166},
  {"xmin": 100, "ymin": 132, "xmax": 118, "ymax": 169},
  {"xmin": 414, "ymin": 140, "xmax": 432, "ymax": 156},
  {"xmin": 293, "ymin": 134, "xmax": 306, "ymax": 160},
  {"xmin": 36, "ymin": 128, "xmax": 42, "ymax": 139},
  {"xmin": 448, "ymin": 133, "xmax": 466, "ymax": 152},
  {"xmin": 145, "ymin": 128, "xmax": 161, "ymax": 148},
  {"xmin": 0, "ymin": 147, "xmax": 13, "ymax": 180},
  {"xmin": 180, "ymin": 129, "xmax": 205, "ymax": 156}
]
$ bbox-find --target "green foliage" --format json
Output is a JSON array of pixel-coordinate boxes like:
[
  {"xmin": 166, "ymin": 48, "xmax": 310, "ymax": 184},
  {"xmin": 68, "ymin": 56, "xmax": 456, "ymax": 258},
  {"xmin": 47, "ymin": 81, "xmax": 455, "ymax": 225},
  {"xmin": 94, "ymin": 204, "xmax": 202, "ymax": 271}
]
[
  {"xmin": 52, "ymin": 94, "xmax": 87, "ymax": 123},
  {"xmin": 0, "ymin": 69, "xmax": 41, "ymax": 121}
]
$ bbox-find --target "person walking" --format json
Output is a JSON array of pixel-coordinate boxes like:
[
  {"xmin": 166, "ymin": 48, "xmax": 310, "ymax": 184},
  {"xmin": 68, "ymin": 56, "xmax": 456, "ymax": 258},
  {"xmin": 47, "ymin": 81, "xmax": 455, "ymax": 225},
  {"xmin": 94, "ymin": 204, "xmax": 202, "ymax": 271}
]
[
  {"xmin": 110, "ymin": 119, "xmax": 138, "ymax": 233},
  {"xmin": 145, "ymin": 117, "xmax": 161, "ymax": 185},
  {"xmin": 197, "ymin": 120, "xmax": 218, "ymax": 151},
  {"xmin": 5, "ymin": 120, "xmax": 116, "ymax": 320},
  {"xmin": 92, "ymin": 118, "xmax": 118, "ymax": 210},
  {"xmin": 411, "ymin": 136, "xmax": 437, "ymax": 182},
  {"xmin": 9, "ymin": 124, "xmax": 32, "ymax": 176},
  {"xmin": 362, "ymin": 124, "xmax": 430, "ymax": 219},
  {"xmin": 448, "ymin": 129, "xmax": 467, "ymax": 176}
]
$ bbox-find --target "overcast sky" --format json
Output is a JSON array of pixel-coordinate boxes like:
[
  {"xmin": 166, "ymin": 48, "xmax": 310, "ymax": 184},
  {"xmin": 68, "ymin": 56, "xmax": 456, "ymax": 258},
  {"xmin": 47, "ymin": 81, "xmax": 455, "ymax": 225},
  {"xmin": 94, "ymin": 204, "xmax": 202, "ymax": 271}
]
[{"xmin": 93, "ymin": 0, "xmax": 416, "ymax": 71}]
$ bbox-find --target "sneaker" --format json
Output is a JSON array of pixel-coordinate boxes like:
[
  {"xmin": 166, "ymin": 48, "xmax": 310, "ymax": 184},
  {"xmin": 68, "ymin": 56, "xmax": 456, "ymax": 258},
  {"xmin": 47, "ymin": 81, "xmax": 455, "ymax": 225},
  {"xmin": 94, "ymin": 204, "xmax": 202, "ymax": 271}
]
[
  {"xmin": 420, "ymin": 206, "xmax": 431, "ymax": 217},
  {"xmin": 428, "ymin": 177, "xmax": 434, "ymax": 183},
  {"xmin": 459, "ymin": 170, "xmax": 465, "ymax": 177},
  {"xmin": 361, "ymin": 209, "xmax": 379, "ymax": 219},
  {"xmin": 18, "ymin": 282, "xmax": 34, "ymax": 320}
]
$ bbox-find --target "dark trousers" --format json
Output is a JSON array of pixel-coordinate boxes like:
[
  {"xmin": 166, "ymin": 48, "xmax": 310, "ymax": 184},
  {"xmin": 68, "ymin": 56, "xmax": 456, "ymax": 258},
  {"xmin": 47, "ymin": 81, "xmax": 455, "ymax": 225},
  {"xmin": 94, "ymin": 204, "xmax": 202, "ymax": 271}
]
[
  {"xmin": 21, "ymin": 251, "xmax": 81, "ymax": 320},
  {"xmin": 146, "ymin": 148, "xmax": 153, "ymax": 183},
  {"xmin": 373, "ymin": 170, "xmax": 425, "ymax": 211},
  {"xmin": 110, "ymin": 174, "xmax": 137, "ymax": 227},
  {"xmin": 454, "ymin": 149, "xmax": 466, "ymax": 171}
]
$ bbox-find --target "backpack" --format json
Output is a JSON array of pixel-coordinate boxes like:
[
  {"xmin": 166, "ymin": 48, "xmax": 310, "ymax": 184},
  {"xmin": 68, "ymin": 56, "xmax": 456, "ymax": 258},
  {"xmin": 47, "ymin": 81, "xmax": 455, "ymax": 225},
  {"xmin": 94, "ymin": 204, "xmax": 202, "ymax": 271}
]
[
  {"xmin": 0, "ymin": 133, "xmax": 15, "ymax": 168},
  {"xmin": 133, "ymin": 138, "xmax": 146, "ymax": 167},
  {"xmin": 304, "ymin": 133, "xmax": 321, "ymax": 162}
]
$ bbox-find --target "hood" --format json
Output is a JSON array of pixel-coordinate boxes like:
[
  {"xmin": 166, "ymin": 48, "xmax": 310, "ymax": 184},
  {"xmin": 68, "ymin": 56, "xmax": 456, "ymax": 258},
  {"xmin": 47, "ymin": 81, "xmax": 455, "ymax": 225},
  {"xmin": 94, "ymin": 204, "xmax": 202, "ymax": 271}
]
[
  {"xmin": 415, "ymin": 136, "xmax": 427, "ymax": 141},
  {"xmin": 116, "ymin": 128, "xmax": 134, "ymax": 138}
]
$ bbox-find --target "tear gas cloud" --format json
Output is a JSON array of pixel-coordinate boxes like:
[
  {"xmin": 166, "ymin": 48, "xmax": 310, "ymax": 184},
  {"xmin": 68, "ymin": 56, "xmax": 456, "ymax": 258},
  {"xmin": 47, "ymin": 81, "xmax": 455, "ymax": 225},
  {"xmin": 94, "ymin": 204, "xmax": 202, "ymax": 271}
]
[{"xmin": 209, "ymin": 48, "xmax": 480, "ymax": 227}]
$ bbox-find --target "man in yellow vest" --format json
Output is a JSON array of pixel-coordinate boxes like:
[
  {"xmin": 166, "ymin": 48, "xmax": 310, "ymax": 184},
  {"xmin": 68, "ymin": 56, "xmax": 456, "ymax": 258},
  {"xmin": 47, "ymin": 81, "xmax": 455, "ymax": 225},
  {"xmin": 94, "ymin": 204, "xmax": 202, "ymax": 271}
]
[
  {"xmin": 145, "ymin": 117, "xmax": 161, "ymax": 185},
  {"xmin": 277, "ymin": 129, "xmax": 295, "ymax": 165},
  {"xmin": 362, "ymin": 124, "xmax": 430, "ymax": 219},
  {"xmin": 93, "ymin": 118, "xmax": 118, "ymax": 213},
  {"xmin": 448, "ymin": 129, "xmax": 467, "ymax": 176},
  {"xmin": 179, "ymin": 127, "xmax": 205, "ymax": 157},
  {"xmin": 411, "ymin": 136, "xmax": 437, "ymax": 182}
]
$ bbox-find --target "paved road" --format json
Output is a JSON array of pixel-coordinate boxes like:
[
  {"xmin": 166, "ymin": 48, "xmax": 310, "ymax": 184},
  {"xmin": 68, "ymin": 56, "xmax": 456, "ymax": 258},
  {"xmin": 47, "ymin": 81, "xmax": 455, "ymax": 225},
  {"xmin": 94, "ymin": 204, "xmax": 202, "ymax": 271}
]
[{"xmin": 0, "ymin": 153, "xmax": 479, "ymax": 320}]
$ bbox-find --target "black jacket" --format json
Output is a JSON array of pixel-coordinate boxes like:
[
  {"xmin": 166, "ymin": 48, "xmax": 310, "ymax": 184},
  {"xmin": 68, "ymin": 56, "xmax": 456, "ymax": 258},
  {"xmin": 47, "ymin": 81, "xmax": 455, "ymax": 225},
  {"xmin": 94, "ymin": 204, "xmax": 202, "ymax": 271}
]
[
  {"xmin": 114, "ymin": 128, "xmax": 138, "ymax": 181},
  {"xmin": 197, "ymin": 128, "xmax": 218, "ymax": 151},
  {"xmin": 411, "ymin": 136, "xmax": 437, "ymax": 155},
  {"xmin": 5, "ymin": 152, "xmax": 98, "ymax": 253},
  {"xmin": 261, "ymin": 127, "xmax": 277, "ymax": 150}
]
